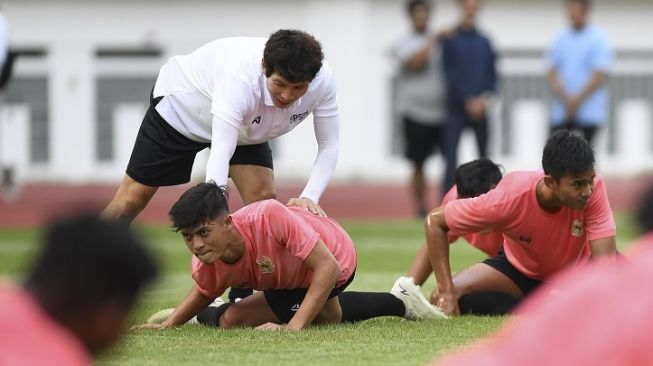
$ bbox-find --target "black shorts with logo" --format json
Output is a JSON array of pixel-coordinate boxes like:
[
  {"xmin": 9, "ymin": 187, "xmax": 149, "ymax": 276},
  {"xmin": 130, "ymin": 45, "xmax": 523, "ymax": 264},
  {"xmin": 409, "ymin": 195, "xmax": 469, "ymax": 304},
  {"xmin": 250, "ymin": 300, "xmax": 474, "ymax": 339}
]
[
  {"xmin": 263, "ymin": 270, "xmax": 356, "ymax": 324},
  {"xmin": 126, "ymin": 93, "xmax": 273, "ymax": 187},
  {"xmin": 482, "ymin": 250, "xmax": 542, "ymax": 296}
]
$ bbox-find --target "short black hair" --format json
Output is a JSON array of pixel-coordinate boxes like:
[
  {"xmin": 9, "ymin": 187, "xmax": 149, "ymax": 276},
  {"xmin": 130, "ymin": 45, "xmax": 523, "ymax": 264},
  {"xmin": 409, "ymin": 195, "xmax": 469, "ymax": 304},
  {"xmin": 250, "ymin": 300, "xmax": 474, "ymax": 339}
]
[
  {"xmin": 263, "ymin": 29, "xmax": 324, "ymax": 83},
  {"xmin": 455, "ymin": 158, "xmax": 503, "ymax": 198},
  {"xmin": 407, "ymin": 0, "xmax": 431, "ymax": 14},
  {"xmin": 636, "ymin": 184, "xmax": 653, "ymax": 233},
  {"xmin": 542, "ymin": 129, "xmax": 595, "ymax": 180},
  {"xmin": 169, "ymin": 182, "xmax": 230, "ymax": 231},
  {"xmin": 24, "ymin": 215, "xmax": 158, "ymax": 314}
]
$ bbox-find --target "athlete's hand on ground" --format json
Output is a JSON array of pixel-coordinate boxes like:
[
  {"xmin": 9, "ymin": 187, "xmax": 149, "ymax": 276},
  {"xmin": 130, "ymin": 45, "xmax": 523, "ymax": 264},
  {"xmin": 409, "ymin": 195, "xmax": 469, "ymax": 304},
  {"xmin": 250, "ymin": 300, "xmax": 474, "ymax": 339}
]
[
  {"xmin": 255, "ymin": 322, "xmax": 286, "ymax": 331},
  {"xmin": 431, "ymin": 290, "xmax": 460, "ymax": 316},
  {"xmin": 287, "ymin": 197, "xmax": 326, "ymax": 217}
]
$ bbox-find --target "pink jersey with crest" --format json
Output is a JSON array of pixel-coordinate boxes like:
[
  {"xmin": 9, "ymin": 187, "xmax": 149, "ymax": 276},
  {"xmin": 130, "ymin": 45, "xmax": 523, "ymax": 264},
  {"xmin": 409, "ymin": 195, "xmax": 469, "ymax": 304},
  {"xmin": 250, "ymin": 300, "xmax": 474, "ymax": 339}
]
[
  {"xmin": 192, "ymin": 200, "xmax": 357, "ymax": 298},
  {"xmin": 445, "ymin": 171, "xmax": 615, "ymax": 280}
]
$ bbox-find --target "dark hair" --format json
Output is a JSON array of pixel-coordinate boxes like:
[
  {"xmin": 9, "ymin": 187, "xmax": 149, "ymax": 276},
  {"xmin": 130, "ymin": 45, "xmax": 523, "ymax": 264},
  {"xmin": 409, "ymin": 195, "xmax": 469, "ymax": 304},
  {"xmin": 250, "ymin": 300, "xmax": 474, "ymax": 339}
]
[
  {"xmin": 263, "ymin": 29, "xmax": 324, "ymax": 83},
  {"xmin": 542, "ymin": 129, "xmax": 595, "ymax": 180},
  {"xmin": 169, "ymin": 182, "xmax": 230, "ymax": 231},
  {"xmin": 455, "ymin": 158, "xmax": 503, "ymax": 198},
  {"xmin": 407, "ymin": 0, "xmax": 431, "ymax": 14},
  {"xmin": 24, "ymin": 215, "xmax": 158, "ymax": 313},
  {"xmin": 636, "ymin": 184, "xmax": 653, "ymax": 233},
  {"xmin": 568, "ymin": 0, "xmax": 591, "ymax": 8}
]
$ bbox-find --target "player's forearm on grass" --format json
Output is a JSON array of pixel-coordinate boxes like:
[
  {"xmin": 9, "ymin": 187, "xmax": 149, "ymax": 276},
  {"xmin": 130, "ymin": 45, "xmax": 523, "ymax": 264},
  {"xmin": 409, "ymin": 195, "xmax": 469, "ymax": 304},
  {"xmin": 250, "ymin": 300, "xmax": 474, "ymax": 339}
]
[
  {"xmin": 287, "ymin": 241, "xmax": 341, "ymax": 330},
  {"xmin": 163, "ymin": 286, "xmax": 214, "ymax": 327},
  {"xmin": 425, "ymin": 208, "xmax": 454, "ymax": 293}
]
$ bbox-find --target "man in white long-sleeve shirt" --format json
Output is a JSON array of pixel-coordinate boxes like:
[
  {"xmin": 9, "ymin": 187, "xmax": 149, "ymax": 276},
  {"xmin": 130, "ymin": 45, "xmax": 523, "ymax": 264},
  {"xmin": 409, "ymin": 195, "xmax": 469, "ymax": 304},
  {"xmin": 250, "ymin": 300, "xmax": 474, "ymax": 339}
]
[{"xmin": 103, "ymin": 29, "xmax": 339, "ymax": 224}]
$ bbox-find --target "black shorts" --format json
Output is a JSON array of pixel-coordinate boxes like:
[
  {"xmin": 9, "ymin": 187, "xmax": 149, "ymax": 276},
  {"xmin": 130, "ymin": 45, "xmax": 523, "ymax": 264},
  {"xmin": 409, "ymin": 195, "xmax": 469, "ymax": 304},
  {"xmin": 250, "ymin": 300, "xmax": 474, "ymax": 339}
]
[
  {"xmin": 126, "ymin": 94, "xmax": 273, "ymax": 187},
  {"xmin": 403, "ymin": 116, "xmax": 444, "ymax": 166},
  {"xmin": 263, "ymin": 271, "xmax": 356, "ymax": 324},
  {"xmin": 482, "ymin": 250, "xmax": 542, "ymax": 296}
]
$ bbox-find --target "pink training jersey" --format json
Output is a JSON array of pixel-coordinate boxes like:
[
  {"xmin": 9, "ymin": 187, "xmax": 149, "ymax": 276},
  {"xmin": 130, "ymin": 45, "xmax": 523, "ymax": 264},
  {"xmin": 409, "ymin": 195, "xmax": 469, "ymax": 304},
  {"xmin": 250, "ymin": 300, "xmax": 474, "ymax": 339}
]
[
  {"xmin": 435, "ymin": 234, "xmax": 653, "ymax": 366},
  {"xmin": 192, "ymin": 200, "xmax": 357, "ymax": 298},
  {"xmin": 445, "ymin": 171, "xmax": 616, "ymax": 280},
  {"xmin": 0, "ymin": 284, "xmax": 90, "ymax": 366},
  {"xmin": 442, "ymin": 186, "xmax": 503, "ymax": 257}
]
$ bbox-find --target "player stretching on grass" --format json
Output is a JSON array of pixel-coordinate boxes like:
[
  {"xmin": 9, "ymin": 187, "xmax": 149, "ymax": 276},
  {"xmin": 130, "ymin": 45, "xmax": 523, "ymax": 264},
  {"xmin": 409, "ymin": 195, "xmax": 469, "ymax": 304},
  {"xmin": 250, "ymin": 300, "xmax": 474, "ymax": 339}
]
[
  {"xmin": 136, "ymin": 183, "xmax": 446, "ymax": 331},
  {"xmin": 397, "ymin": 158, "xmax": 503, "ymax": 296},
  {"xmin": 103, "ymin": 29, "xmax": 341, "ymax": 302},
  {"xmin": 426, "ymin": 129, "xmax": 616, "ymax": 316}
]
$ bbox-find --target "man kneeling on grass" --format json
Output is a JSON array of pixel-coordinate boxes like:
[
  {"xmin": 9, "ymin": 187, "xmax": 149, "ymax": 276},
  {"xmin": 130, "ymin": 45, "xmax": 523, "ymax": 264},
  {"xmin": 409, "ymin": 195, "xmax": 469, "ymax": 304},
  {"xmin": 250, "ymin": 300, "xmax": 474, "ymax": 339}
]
[{"xmin": 136, "ymin": 183, "xmax": 446, "ymax": 331}]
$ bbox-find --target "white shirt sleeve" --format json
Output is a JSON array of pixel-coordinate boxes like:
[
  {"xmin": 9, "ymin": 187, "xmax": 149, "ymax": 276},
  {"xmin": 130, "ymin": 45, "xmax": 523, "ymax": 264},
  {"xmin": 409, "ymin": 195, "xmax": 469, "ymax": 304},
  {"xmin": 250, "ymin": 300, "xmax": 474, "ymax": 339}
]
[
  {"xmin": 205, "ymin": 116, "xmax": 239, "ymax": 186},
  {"xmin": 299, "ymin": 115, "xmax": 339, "ymax": 203}
]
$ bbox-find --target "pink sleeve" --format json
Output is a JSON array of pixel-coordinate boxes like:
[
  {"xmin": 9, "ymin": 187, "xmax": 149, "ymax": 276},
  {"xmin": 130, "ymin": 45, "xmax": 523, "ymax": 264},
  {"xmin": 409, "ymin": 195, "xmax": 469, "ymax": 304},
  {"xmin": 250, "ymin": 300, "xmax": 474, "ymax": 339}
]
[
  {"xmin": 266, "ymin": 203, "xmax": 320, "ymax": 261},
  {"xmin": 191, "ymin": 257, "xmax": 227, "ymax": 298},
  {"xmin": 584, "ymin": 176, "xmax": 616, "ymax": 241},
  {"xmin": 445, "ymin": 186, "xmax": 509, "ymax": 238}
]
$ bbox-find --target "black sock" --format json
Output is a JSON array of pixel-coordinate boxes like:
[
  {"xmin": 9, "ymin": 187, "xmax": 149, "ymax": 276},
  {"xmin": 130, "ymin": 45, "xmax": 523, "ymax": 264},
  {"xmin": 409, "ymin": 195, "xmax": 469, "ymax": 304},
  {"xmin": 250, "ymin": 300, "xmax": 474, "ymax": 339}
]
[
  {"xmin": 228, "ymin": 287, "xmax": 253, "ymax": 303},
  {"xmin": 196, "ymin": 303, "xmax": 233, "ymax": 326},
  {"xmin": 458, "ymin": 291, "xmax": 521, "ymax": 316},
  {"xmin": 338, "ymin": 292, "xmax": 405, "ymax": 323}
]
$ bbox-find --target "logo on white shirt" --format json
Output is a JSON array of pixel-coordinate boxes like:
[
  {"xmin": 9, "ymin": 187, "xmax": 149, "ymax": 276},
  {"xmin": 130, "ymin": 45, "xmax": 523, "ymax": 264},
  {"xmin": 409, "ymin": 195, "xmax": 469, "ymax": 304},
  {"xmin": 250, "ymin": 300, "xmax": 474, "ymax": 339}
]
[
  {"xmin": 289, "ymin": 110, "xmax": 309, "ymax": 124},
  {"xmin": 251, "ymin": 116, "xmax": 261, "ymax": 124}
]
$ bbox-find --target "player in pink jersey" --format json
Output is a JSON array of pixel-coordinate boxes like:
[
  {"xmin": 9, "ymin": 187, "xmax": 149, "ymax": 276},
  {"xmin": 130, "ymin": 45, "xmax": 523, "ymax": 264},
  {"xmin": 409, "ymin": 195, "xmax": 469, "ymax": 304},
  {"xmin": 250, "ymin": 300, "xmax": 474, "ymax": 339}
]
[
  {"xmin": 425, "ymin": 129, "xmax": 616, "ymax": 316},
  {"xmin": 0, "ymin": 215, "xmax": 158, "ymax": 365},
  {"xmin": 433, "ymin": 184, "xmax": 653, "ymax": 366},
  {"xmin": 402, "ymin": 158, "xmax": 503, "ymax": 289},
  {"xmin": 136, "ymin": 183, "xmax": 446, "ymax": 331}
]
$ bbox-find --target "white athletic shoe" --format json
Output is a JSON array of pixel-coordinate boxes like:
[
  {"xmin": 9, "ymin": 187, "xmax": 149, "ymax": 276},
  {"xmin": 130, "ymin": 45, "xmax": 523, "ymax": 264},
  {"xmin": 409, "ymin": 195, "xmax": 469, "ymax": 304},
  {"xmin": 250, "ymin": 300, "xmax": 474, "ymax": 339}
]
[
  {"xmin": 391, "ymin": 276, "xmax": 448, "ymax": 320},
  {"xmin": 146, "ymin": 297, "xmax": 226, "ymax": 325}
]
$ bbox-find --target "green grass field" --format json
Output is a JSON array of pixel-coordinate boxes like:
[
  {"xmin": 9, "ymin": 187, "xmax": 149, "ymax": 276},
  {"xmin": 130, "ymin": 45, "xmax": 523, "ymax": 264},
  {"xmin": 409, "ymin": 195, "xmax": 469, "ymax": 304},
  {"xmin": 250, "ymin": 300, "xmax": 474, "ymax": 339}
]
[{"xmin": 0, "ymin": 214, "xmax": 639, "ymax": 365}]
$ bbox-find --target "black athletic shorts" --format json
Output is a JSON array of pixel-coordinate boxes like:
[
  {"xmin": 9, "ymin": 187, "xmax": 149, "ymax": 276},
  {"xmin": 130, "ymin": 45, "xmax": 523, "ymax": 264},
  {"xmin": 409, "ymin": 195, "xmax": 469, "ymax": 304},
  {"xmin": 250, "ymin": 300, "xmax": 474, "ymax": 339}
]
[
  {"xmin": 403, "ymin": 116, "xmax": 443, "ymax": 166},
  {"xmin": 482, "ymin": 250, "xmax": 542, "ymax": 296},
  {"xmin": 126, "ymin": 93, "xmax": 273, "ymax": 187},
  {"xmin": 263, "ymin": 270, "xmax": 356, "ymax": 324}
]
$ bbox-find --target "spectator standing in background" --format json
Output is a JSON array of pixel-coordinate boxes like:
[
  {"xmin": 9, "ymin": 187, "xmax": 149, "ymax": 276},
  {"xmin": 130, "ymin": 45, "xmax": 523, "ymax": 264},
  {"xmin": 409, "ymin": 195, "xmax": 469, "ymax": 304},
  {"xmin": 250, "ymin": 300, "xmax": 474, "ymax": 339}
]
[
  {"xmin": 441, "ymin": 0, "xmax": 497, "ymax": 194},
  {"xmin": 547, "ymin": 0, "xmax": 613, "ymax": 144},
  {"xmin": 392, "ymin": 0, "xmax": 448, "ymax": 217}
]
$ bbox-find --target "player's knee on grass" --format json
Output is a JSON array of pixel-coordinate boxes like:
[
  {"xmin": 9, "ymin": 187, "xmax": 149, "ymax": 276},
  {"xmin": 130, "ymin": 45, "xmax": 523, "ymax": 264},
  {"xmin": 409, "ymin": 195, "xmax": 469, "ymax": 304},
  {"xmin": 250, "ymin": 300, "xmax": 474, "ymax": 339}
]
[
  {"xmin": 458, "ymin": 291, "xmax": 521, "ymax": 316},
  {"xmin": 217, "ymin": 304, "xmax": 252, "ymax": 329},
  {"xmin": 312, "ymin": 298, "xmax": 342, "ymax": 324},
  {"xmin": 197, "ymin": 303, "xmax": 232, "ymax": 327}
]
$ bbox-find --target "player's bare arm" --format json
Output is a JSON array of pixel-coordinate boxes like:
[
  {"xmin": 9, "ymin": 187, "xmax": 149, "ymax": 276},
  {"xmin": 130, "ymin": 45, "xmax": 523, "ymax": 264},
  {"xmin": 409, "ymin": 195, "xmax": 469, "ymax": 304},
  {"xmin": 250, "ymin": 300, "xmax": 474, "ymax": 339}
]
[
  {"xmin": 425, "ymin": 206, "xmax": 459, "ymax": 316},
  {"xmin": 589, "ymin": 236, "xmax": 617, "ymax": 260},
  {"xmin": 133, "ymin": 286, "xmax": 213, "ymax": 330}
]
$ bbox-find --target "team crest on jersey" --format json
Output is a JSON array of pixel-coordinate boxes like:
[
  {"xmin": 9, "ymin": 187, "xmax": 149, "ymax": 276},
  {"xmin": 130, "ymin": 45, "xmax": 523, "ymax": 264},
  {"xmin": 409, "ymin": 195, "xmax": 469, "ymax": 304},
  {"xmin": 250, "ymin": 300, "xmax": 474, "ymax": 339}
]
[
  {"xmin": 571, "ymin": 219, "xmax": 584, "ymax": 237},
  {"xmin": 256, "ymin": 256, "xmax": 276, "ymax": 274}
]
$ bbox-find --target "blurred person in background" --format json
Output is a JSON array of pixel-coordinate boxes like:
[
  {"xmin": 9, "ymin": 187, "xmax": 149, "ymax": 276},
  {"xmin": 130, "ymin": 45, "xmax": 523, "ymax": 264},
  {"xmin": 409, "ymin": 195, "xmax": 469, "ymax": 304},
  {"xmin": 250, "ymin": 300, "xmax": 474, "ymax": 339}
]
[
  {"xmin": 392, "ymin": 0, "xmax": 448, "ymax": 218},
  {"xmin": 547, "ymin": 0, "xmax": 612, "ymax": 144},
  {"xmin": 441, "ymin": 0, "xmax": 497, "ymax": 194},
  {"xmin": 425, "ymin": 130, "xmax": 616, "ymax": 317},
  {"xmin": 0, "ymin": 215, "xmax": 158, "ymax": 365},
  {"xmin": 434, "ymin": 184, "xmax": 653, "ymax": 366},
  {"xmin": 102, "ymin": 29, "xmax": 341, "ymax": 303}
]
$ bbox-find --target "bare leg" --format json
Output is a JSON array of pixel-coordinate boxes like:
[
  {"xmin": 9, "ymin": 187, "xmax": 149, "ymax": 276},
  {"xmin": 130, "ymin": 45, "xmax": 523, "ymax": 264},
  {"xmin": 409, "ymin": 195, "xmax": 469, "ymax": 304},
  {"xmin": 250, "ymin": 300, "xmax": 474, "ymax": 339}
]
[
  {"xmin": 452, "ymin": 262, "xmax": 523, "ymax": 298},
  {"xmin": 411, "ymin": 165, "xmax": 427, "ymax": 216},
  {"xmin": 313, "ymin": 297, "xmax": 342, "ymax": 325},
  {"xmin": 102, "ymin": 175, "xmax": 158, "ymax": 222},
  {"xmin": 229, "ymin": 165, "xmax": 276, "ymax": 204},
  {"xmin": 407, "ymin": 243, "xmax": 432, "ymax": 286},
  {"xmin": 218, "ymin": 292, "xmax": 280, "ymax": 329}
]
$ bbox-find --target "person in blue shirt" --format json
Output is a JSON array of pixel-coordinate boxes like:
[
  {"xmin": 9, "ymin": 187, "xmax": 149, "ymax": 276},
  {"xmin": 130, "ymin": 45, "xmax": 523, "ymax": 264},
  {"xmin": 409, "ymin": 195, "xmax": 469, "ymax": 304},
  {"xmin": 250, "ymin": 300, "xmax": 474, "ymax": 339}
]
[
  {"xmin": 547, "ymin": 0, "xmax": 613, "ymax": 144},
  {"xmin": 441, "ymin": 0, "xmax": 497, "ymax": 194}
]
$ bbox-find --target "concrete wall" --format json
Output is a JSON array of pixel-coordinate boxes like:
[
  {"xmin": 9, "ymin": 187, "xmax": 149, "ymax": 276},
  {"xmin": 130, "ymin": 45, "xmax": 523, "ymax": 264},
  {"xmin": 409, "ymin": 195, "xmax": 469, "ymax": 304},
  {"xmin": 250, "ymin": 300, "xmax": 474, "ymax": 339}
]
[{"xmin": 1, "ymin": 0, "xmax": 652, "ymax": 185}]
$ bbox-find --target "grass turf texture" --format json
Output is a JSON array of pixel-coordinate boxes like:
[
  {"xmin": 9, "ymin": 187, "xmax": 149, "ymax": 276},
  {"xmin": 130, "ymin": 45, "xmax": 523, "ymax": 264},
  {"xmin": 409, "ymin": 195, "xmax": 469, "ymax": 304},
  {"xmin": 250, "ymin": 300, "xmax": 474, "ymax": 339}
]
[{"xmin": 0, "ymin": 213, "xmax": 640, "ymax": 365}]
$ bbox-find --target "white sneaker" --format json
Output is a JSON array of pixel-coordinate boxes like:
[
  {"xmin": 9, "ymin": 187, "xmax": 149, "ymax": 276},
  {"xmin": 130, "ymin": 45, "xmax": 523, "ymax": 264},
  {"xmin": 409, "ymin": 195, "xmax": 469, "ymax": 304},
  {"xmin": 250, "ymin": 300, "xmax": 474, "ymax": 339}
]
[{"xmin": 391, "ymin": 276, "xmax": 448, "ymax": 320}]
